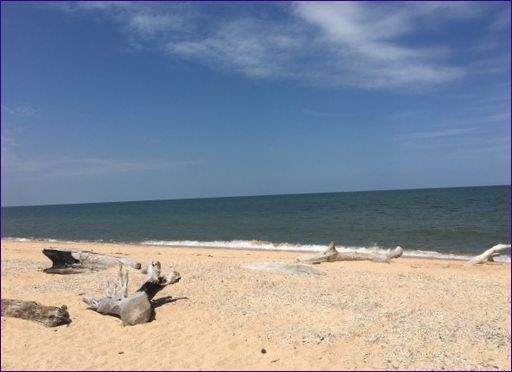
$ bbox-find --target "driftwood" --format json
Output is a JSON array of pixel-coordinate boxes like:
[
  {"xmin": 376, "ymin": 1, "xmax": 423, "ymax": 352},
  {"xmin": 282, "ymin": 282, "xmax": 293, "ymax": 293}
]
[
  {"xmin": 43, "ymin": 248, "xmax": 142, "ymax": 274},
  {"xmin": 242, "ymin": 262, "xmax": 326, "ymax": 276},
  {"xmin": 298, "ymin": 241, "xmax": 403, "ymax": 264},
  {"xmin": 1, "ymin": 299, "xmax": 71, "ymax": 327},
  {"xmin": 83, "ymin": 261, "xmax": 181, "ymax": 326},
  {"xmin": 467, "ymin": 244, "xmax": 511, "ymax": 266}
]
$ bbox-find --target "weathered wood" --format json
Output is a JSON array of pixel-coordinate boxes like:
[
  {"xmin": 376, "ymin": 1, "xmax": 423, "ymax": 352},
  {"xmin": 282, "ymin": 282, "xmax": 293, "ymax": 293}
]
[
  {"xmin": 83, "ymin": 261, "xmax": 181, "ymax": 326},
  {"xmin": 1, "ymin": 299, "xmax": 71, "ymax": 327},
  {"xmin": 43, "ymin": 248, "xmax": 142, "ymax": 274},
  {"xmin": 467, "ymin": 244, "xmax": 511, "ymax": 266},
  {"xmin": 297, "ymin": 241, "xmax": 339, "ymax": 264},
  {"xmin": 297, "ymin": 242, "xmax": 403, "ymax": 264}
]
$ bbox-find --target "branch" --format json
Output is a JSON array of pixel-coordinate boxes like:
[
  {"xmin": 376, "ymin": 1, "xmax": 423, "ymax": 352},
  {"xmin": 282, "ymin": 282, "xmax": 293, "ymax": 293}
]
[
  {"xmin": 297, "ymin": 242, "xmax": 403, "ymax": 264},
  {"xmin": 467, "ymin": 244, "xmax": 511, "ymax": 266}
]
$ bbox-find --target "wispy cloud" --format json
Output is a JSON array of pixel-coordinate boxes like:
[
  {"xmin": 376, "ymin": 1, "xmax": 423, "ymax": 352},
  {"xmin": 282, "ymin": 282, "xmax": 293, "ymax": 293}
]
[
  {"xmin": 444, "ymin": 91, "xmax": 511, "ymax": 124},
  {"xmin": 1, "ymin": 104, "xmax": 36, "ymax": 117},
  {"xmin": 50, "ymin": 1, "xmax": 507, "ymax": 91},
  {"xmin": 397, "ymin": 127, "xmax": 476, "ymax": 141},
  {"xmin": 166, "ymin": 19, "xmax": 303, "ymax": 79},
  {"xmin": 471, "ymin": 38, "xmax": 501, "ymax": 54},
  {"xmin": 291, "ymin": 2, "xmax": 470, "ymax": 89},
  {"xmin": 486, "ymin": 112, "xmax": 511, "ymax": 122},
  {"xmin": 467, "ymin": 137, "xmax": 511, "ymax": 154},
  {"xmin": 1, "ymin": 135, "xmax": 18, "ymax": 152},
  {"xmin": 488, "ymin": 7, "xmax": 510, "ymax": 31},
  {"xmin": 2, "ymin": 155, "xmax": 200, "ymax": 178},
  {"xmin": 302, "ymin": 108, "xmax": 353, "ymax": 118}
]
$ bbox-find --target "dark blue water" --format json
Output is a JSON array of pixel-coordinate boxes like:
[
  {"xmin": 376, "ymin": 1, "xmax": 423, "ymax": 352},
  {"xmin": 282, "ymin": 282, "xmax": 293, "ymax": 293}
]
[{"xmin": 1, "ymin": 185, "xmax": 510, "ymax": 256}]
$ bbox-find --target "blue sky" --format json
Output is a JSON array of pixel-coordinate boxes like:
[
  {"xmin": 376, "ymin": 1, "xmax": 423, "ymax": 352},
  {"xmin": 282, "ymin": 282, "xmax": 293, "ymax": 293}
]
[{"xmin": 1, "ymin": 1, "xmax": 510, "ymax": 206}]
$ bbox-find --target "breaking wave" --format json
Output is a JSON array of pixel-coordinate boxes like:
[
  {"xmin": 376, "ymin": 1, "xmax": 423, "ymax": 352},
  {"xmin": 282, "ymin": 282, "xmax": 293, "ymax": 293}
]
[
  {"xmin": 4, "ymin": 237, "xmax": 510, "ymax": 262},
  {"xmin": 140, "ymin": 239, "xmax": 511, "ymax": 262}
]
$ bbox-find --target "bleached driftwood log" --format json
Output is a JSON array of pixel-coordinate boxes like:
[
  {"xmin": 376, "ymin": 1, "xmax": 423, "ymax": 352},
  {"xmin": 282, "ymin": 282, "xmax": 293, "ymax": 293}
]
[
  {"xmin": 83, "ymin": 261, "xmax": 181, "ymax": 326},
  {"xmin": 466, "ymin": 244, "xmax": 511, "ymax": 266},
  {"xmin": 297, "ymin": 241, "xmax": 403, "ymax": 264},
  {"xmin": 1, "ymin": 299, "xmax": 71, "ymax": 327},
  {"xmin": 43, "ymin": 248, "xmax": 142, "ymax": 274}
]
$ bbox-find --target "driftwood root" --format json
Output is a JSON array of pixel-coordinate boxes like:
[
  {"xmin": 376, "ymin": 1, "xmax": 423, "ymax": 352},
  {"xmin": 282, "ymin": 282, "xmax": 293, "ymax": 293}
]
[{"xmin": 83, "ymin": 261, "xmax": 181, "ymax": 326}]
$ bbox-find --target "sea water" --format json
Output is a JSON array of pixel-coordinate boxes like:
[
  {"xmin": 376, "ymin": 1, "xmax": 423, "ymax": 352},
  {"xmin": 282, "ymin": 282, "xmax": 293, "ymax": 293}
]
[{"xmin": 2, "ymin": 185, "xmax": 510, "ymax": 261}]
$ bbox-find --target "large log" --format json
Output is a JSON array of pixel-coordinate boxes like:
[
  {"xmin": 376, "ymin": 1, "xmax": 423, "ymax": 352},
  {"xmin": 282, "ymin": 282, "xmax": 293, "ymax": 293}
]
[
  {"xmin": 297, "ymin": 241, "xmax": 403, "ymax": 264},
  {"xmin": 43, "ymin": 248, "xmax": 142, "ymax": 274},
  {"xmin": 466, "ymin": 244, "xmax": 511, "ymax": 266},
  {"xmin": 1, "ymin": 299, "xmax": 71, "ymax": 327},
  {"xmin": 83, "ymin": 261, "xmax": 181, "ymax": 326}
]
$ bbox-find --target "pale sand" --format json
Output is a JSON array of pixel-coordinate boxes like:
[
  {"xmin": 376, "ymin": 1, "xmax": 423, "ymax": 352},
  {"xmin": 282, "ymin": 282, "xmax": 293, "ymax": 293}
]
[{"xmin": 1, "ymin": 240, "xmax": 510, "ymax": 371}]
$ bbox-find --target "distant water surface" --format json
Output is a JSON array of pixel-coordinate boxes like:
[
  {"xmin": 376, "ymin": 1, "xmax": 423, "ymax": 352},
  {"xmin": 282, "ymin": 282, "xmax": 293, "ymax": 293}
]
[{"xmin": 2, "ymin": 185, "xmax": 510, "ymax": 260}]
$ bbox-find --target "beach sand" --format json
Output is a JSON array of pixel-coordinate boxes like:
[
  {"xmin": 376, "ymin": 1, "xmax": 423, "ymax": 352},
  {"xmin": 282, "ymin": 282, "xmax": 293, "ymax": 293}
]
[{"xmin": 1, "ymin": 240, "xmax": 510, "ymax": 370}]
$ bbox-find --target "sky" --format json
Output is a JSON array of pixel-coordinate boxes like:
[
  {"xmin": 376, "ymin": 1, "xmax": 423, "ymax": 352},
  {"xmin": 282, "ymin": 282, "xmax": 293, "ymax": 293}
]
[{"xmin": 1, "ymin": 1, "xmax": 510, "ymax": 207}]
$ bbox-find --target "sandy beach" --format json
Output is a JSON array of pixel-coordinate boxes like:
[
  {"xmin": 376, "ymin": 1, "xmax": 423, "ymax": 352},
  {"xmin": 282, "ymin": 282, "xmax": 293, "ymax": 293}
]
[{"xmin": 1, "ymin": 239, "xmax": 510, "ymax": 370}]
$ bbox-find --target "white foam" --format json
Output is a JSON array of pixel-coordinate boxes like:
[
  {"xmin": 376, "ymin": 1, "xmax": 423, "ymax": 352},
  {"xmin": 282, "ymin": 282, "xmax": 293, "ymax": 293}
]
[
  {"xmin": 4, "ymin": 237, "xmax": 509, "ymax": 263},
  {"xmin": 4, "ymin": 237, "xmax": 33, "ymax": 242},
  {"xmin": 4, "ymin": 237, "xmax": 76, "ymax": 244},
  {"xmin": 140, "ymin": 239, "xmax": 511, "ymax": 263},
  {"xmin": 140, "ymin": 239, "xmax": 328, "ymax": 252}
]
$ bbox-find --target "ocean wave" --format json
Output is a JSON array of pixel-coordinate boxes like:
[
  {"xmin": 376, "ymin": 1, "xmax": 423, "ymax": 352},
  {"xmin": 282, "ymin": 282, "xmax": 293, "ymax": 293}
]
[
  {"xmin": 4, "ymin": 237, "xmax": 84, "ymax": 244},
  {"xmin": 140, "ymin": 239, "xmax": 511, "ymax": 262},
  {"xmin": 4, "ymin": 237, "xmax": 35, "ymax": 242},
  {"xmin": 140, "ymin": 239, "xmax": 329, "ymax": 252},
  {"xmin": 4, "ymin": 237, "xmax": 510, "ymax": 263}
]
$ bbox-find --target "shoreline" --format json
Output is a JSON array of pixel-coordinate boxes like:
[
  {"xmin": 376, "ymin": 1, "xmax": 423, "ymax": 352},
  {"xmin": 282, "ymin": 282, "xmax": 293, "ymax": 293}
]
[
  {"xmin": 1, "ymin": 239, "xmax": 510, "ymax": 370},
  {"xmin": 3, "ymin": 237, "xmax": 510, "ymax": 263}
]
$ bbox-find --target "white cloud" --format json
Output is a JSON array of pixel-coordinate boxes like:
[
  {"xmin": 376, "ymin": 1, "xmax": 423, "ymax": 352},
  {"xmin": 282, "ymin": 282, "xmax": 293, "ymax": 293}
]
[
  {"xmin": 127, "ymin": 13, "xmax": 183, "ymax": 36},
  {"xmin": 53, "ymin": 1, "xmax": 135, "ymax": 13},
  {"xmin": 166, "ymin": 19, "xmax": 303, "ymax": 79},
  {"xmin": 1, "ymin": 104, "xmax": 36, "ymax": 117},
  {"xmin": 472, "ymin": 38, "xmax": 501, "ymax": 54},
  {"xmin": 1, "ymin": 135, "xmax": 18, "ymax": 152},
  {"xmin": 50, "ymin": 1, "xmax": 507, "ymax": 90},
  {"xmin": 2, "ymin": 155, "xmax": 200, "ymax": 178},
  {"xmin": 302, "ymin": 108, "xmax": 353, "ymax": 118},
  {"xmin": 489, "ymin": 7, "xmax": 510, "ymax": 31},
  {"xmin": 291, "ymin": 2, "xmax": 472, "ymax": 89},
  {"xmin": 397, "ymin": 127, "xmax": 476, "ymax": 141},
  {"xmin": 486, "ymin": 112, "xmax": 511, "ymax": 122}
]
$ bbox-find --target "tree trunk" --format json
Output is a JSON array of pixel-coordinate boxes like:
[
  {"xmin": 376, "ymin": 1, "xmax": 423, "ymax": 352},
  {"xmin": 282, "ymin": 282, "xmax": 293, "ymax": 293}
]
[
  {"xmin": 1, "ymin": 299, "xmax": 71, "ymax": 327},
  {"xmin": 83, "ymin": 261, "xmax": 181, "ymax": 326},
  {"xmin": 297, "ymin": 242, "xmax": 403, "ymax": 264},
  {"xmin": 43, "ymin": 248, "xmax": 142, "ymax": 274},
  {"xmin": 467, "ymin": 244, "xmax": 511, "ymax": 266}
]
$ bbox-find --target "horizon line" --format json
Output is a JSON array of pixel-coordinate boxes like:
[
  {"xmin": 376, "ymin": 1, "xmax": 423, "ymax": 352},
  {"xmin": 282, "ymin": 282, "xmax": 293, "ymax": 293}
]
[{"xmin": 2, "ymin": 183, "xmax": 509, "ymax": 209}]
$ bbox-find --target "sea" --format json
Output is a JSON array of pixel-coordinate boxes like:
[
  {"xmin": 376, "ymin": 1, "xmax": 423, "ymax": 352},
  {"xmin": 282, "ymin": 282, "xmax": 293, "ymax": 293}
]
[{"xmin": 1, "ymin": 185, "xmax": 510, "ymax": 261}]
